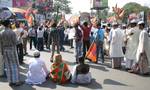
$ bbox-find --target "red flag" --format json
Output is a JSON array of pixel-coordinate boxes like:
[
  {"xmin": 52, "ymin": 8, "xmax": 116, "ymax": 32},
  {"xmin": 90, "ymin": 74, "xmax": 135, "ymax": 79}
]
[{"xmin": 86, "ymin": 41, "xmax": 97, "ymax": 63}]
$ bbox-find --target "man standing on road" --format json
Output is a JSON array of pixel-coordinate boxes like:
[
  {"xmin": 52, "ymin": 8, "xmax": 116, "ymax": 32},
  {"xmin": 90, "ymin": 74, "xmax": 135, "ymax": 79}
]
[
  {"xmin": 74, "ymin": 24, "xmax": 83, "ymax": 63},
  {"xmin": 28, "ymin": 26, "xmax": 37, "ymax": 50},
  {"xmin": 125, "ymin": 20, "xmax": 141, "ymax": 70},
  {"xmin": 94, "ymin": 22, "xmax": 105, "ymax": 63},
  {"xmin": 14, "ymin": 23, "xmax": 24, "ymax": 64},
  {"xmin": 0, "ymin": 20, "xmax": 24, "ymax": 86},
  {"xmin": 48, "ymin": 21, "xmax": 60, "ymax": 62},
  {"xmin": 129, "ymin": 21, "xmax": 150, "ymax": 75},
  {"xmin": 109, "ymin": 22, "xmax": 124, "ymax": 69},
  {"xmin": 79, "ymin": 21, "xmax": 91, "ymax": 57}
]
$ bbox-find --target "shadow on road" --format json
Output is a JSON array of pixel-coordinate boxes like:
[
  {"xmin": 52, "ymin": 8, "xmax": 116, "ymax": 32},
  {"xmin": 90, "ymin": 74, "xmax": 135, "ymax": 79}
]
[
  {"xmin": 36, "ymin": 80, "xmax": 57, "ymax": 89},
  {"xmin": 63, "ymin": 50, "xmax": 74, "ymax": 54},
  {"xmin": 84, "ymin": 79, "xmax": 103, "ymax": 89},
  {"xmin": 103, "ymin": 79, "xmax": 128, "ymax": 86},
  {"xmin": 89, "ymin": 64, "xmax": 109, "ymax": 72},
  {"xmin": 10, "ymin": 84, "xmax": 36, "ymax": 90},
  {"xmin": 63, "ymin": 79, "xmax": 102, "ymax": 89},
  {"xmin": 0, "ymin": 77, "xmax": 7, "ymax": 82}
]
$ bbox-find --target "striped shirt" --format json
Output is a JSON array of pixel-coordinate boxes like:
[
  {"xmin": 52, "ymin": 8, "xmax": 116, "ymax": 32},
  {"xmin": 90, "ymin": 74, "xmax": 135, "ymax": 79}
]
[{"xmin": 0, "ymin": 28, "xmax": 17, "ymax": 48}]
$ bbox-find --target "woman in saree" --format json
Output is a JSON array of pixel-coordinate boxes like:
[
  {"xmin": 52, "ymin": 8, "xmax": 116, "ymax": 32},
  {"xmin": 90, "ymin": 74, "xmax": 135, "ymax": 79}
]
[{"xmin": 49, "ymin": 54, "xmax": 71, "ymax": 84}]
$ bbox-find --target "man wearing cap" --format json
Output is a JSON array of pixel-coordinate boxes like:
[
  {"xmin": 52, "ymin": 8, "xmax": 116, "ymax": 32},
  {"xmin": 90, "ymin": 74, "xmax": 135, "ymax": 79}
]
[
  {"xmin": 125, "ymin": 20, "xmax": 141, "ymax": 70},
  {"xmin": 26, "ymin": 50, "xmax": 49, "ymax": 84},
  {"xmin": 129, "ymin": 21, "xmax": 150, "ymax": 75},
  {"xmin": 109, "ymin": 22, "xmax": 124, "ymax": 69}
]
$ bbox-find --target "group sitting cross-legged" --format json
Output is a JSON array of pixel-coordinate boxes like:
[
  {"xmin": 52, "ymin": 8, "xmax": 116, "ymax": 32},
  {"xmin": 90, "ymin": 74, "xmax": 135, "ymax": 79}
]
[{"xmin": 25, "ymin": 52, "xmax": 92, "ymax": 85}]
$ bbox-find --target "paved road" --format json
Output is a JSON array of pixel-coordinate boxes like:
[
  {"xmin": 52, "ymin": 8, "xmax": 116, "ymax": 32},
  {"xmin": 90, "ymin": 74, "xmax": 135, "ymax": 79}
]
[{"xmin": 0, "ymin": 45, "xmax": 150, "ymax": 90}]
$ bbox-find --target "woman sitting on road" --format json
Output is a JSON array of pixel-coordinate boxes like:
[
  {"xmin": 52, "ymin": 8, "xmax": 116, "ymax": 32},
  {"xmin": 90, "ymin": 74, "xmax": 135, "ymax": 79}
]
[{"xmin": 49, "ymin": 54, "xmax": 71, "ymax": 84}]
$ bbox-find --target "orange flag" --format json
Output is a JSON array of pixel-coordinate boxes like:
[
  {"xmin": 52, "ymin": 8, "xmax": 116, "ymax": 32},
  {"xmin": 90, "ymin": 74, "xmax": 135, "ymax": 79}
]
[{"xmin": 86, "ymin": 41, "xmax": 97, "ymax": 63}]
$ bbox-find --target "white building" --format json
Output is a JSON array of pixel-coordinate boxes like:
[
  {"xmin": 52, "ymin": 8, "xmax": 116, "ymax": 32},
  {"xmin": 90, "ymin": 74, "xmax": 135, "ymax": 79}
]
[{"xmin": 0, "ymin": 0, "xmax": 13, "ymax": 7}]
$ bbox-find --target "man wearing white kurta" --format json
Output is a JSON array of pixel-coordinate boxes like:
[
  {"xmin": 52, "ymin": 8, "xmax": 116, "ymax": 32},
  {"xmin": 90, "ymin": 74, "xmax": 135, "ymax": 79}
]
[
  {"xmin": 26, "ymin": 50, "xmax": 48, "ymax": 84},
  {"xmin": 125, "ymin": 20, "xmax": 141, "ymax": 70},
  {"xmin": 134, "ymin": 21, "xmax": 150, "ymax": 74},
  {"xmin": 109, "ymin": 22, "xmax": 124, "ymax": 69}
]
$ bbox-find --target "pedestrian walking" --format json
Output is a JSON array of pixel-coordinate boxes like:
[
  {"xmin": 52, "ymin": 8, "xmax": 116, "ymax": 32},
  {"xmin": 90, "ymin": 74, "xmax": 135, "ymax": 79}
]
[{"xmin": 37, "ymin": 26, "xmax": 44, "ymax": 51}]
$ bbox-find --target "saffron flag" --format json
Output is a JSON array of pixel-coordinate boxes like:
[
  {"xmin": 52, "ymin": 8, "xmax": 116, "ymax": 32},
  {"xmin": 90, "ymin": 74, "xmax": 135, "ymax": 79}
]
[
  {"xmin": 86, "ymin": 41, "xmax": 97, "ymax": 63},
  {"xmin": 25, "ymin": 8, "xmax": 34, "ymax": 27}
]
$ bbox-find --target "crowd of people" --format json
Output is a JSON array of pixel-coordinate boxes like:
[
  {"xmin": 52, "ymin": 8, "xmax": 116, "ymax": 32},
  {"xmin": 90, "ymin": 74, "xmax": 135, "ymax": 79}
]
[{"xmin": 0, "ymin": 15, "xmax": 150, "ymax": 87}]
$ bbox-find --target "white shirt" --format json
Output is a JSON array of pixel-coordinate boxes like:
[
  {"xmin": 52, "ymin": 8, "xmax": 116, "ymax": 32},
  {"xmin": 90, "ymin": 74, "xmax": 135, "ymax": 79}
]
[
  {"xmin": 71, "ymin": 65, "xmax": 92, "ymax": 84},
  {"xmin": 125, "ymin": 27, "xmax": 141, "ymax": 60},
  {"xmin": 22, "ymin": 30, "xmax": 28, "ymax": 38},
  {"xmin": 109, "ymin": 28, "xmax": 124, "ymax": 57},
  {"xmin": 26, "ymin": 58, "xmax": 48, "ymax": 84},
  {"xmin": 68, "ymin": 28, "xmax": 75, "ymax": 39},
  {"xmin": 136, "ymin": 29, "xmax": 150, "ymax": 65},
  {"xmin": 37, "ymin": 29, "xmax": 44, "ymax": 38}
]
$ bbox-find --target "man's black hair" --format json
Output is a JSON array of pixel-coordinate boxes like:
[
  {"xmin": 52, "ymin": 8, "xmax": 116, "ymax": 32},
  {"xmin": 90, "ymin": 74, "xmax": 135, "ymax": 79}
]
[
  {"xmin": 97, "ymin": 22, "xmax": 101, "ymax": 27},
  {"xmin": 83, "ymin": 22, "xmax": 88, "ymax": 27},
  {"xmin": 2, "ymin": 19, "xmax": 11, "ymax": 27}
]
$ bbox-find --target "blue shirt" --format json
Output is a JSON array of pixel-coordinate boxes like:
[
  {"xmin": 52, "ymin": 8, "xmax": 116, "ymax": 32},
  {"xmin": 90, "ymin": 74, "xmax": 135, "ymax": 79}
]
[{"xmin": 94, "ymin": 28, "xmax": 104, "ymax": 42}]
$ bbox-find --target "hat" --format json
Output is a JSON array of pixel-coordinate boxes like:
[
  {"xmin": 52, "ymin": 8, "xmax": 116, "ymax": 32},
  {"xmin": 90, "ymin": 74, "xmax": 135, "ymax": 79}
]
[
  {"xmin": 138, "ymin": 21, "xmax": 144, "ymax": 25},
  {"xmin": 130, "ymin": 19, "xmax": 137, "ymax": 24},
  {"xmin": 33, "ymin": 50, "xmax": 40, "ymax": 57}
]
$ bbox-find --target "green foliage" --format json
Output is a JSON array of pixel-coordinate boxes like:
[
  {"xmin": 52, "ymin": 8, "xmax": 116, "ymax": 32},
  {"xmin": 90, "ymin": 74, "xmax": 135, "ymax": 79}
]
[{"xmin": 53, "ymin": 0, "xmax": 72, "ymax": 14}]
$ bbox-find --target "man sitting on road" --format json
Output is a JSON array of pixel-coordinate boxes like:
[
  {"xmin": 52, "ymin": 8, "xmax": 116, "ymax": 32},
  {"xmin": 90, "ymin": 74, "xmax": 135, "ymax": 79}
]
[{"xmin": 71, "ymin": 56, "xmax": 92, "ymax": 84}]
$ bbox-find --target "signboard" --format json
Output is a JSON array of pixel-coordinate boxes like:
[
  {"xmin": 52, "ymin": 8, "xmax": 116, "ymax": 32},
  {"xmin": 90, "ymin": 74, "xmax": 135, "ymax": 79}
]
[
  {"xmin": 13, "ymin": 0, "xmax": 27, "ymax": 7},
  {"xmin": 80, "ymin": 12, "xmax": 90, "ymax": 24},
  {"xmin": 138, "ymin": 11, "xmax": 145, "ymax": 21},
  {"xmin": 91, "ymin": 0, "xmax": 108, "ymax": 9}
]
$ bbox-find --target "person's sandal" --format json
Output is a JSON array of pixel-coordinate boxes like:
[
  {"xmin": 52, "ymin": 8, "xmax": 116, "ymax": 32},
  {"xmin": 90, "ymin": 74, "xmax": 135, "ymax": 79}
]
[{"xmin": 9, "ymin": 81, "xmax": 24, "ymax": 87}]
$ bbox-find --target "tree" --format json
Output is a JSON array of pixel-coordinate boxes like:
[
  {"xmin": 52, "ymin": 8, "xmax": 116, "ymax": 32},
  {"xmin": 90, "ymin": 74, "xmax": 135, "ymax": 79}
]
[
  {"xmin": 53, "ymin": 0, "xmax": 72, "ymax": 14},
  {"xmin": 122, "ymin": 2, "xmax": 150, "ymax": 23}
]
